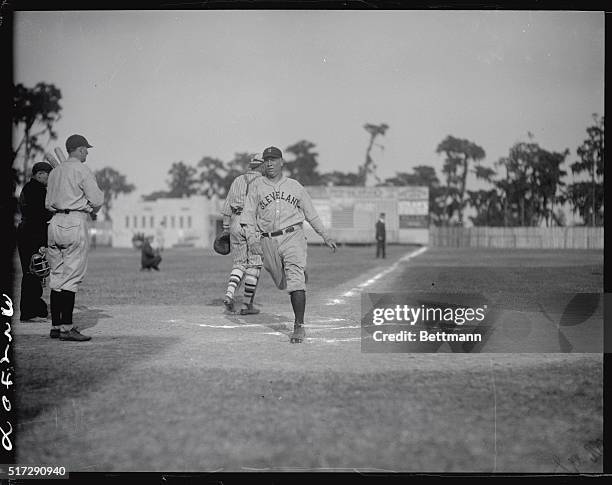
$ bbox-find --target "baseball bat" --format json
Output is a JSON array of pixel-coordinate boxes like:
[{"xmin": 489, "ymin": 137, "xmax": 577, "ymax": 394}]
[
  {"xmin": 54, "ymin": 147, "xmax": 67, "ymax": 163},
  {"xmin": 44, "ymin": 152, "xmax": 60, "ymax": 168}
]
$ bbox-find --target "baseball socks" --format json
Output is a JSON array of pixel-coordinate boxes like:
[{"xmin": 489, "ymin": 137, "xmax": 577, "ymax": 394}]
[
  {"xmin": 58, "ymin": 290, "xmax": 91, "ymax": 341},
  {"xmin": 49, "ymin": 290, "xmax": 62, "ymax": 338},
  {"xmin": 239, "ymin": 267, "xmax": 261, "ymax": 314},
  {"xmin": 224, "ymin": 268, "xmax": 244, "ymax": 311},
  {"xmin": 289, "ymin": 290, "xmax": 306, "ymax": 343},
  {"xmin": 59, "ymin": 290, "xmax": 75, "ymax": 332}
]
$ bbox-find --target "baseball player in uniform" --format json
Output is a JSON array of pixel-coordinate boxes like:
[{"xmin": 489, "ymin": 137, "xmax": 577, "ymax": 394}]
[
  {"xmin": 221, "ymin": 154, "xmax": 266, "ymax": 314},
  {"xmin": 241, "ymin": 146, "xmax": 337, "ymax": 343},
  {"xmin": 45, "ymin": 134, "xmax": 104, "ymax": 341},
  {"xmin": 17, "ymin": 161, "xmax": 54, "ymax": 321}
]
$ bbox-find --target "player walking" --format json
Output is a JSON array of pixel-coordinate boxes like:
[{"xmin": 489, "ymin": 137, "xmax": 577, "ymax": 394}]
[
  {"xmin": 241, "ymin": 146, "xmax": 337, "ymax": 343},
  {"xmin": 45, "ymin": 134, "xmax": 103, "ymax": 341},
  {"xmin": 221, "ymin": 154, "xmax": 266, "ymax": 315}
]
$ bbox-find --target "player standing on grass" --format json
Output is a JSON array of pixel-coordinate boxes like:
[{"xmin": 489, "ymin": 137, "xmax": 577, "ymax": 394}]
[
  {"xmin": 45, "ymin": 134, "xmax": 103, "ymax": 342},
  {"xmin": 241, "ymin": 146, "xmax": 337, "ymax": 343},
  {"xmin": 221, "ymin": 154, "xmax": 267, "ymax": 315}
]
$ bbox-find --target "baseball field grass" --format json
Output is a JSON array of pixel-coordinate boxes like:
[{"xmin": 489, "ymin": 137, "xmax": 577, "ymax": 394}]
[{"xmin": 12, "ymin": 244, "xmax": 603, "ymax": 472}]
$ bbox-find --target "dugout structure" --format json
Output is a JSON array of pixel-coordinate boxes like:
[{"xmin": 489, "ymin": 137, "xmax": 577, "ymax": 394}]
[{"xmin": 302, "ymin": 186, "xmax": 429, "ymax": 245}]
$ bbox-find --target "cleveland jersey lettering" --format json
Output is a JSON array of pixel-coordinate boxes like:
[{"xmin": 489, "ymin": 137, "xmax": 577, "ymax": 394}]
[
  {"xmin": 259, "ymin": 190, "xmax": 300, "ymax": 211},
  {"xmin": 241, "ymin": 176, "xmax": 329, "ymax": 240}
]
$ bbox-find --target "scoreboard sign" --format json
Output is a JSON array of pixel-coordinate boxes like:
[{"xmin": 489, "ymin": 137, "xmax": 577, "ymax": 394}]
[
  {"xmin": 303, "ymin": 185, "xmax": 430, "ymax": 242},
  {"xmin": 397, "ymin": 190, "xmax": 429, "ymax": 229}
]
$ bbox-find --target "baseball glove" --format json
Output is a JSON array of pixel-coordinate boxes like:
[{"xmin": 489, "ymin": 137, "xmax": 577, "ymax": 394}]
[
  {"xmin": 213, "ymin": 232, "xmax": 231, "ymax": 255},
  {"xmin": 29, "ymin": 249, "xmax": 50, "ymax": 279}
]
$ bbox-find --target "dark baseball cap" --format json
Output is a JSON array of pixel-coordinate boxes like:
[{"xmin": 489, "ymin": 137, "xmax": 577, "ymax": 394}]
[
  {"xmin": 262, "ymin": 146, "xmax": 282, "ymax": 160},
  {"xmin": 32, "ymin": 161, "xmax": 53, "ymax": 174},
  {"xmin": 66, "ymin": 134, "xmax": 93, "ymax": 153}
]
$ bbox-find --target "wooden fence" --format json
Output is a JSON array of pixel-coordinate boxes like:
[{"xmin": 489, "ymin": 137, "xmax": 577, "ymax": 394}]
[{"xmin": 429, "ymin": 226, "xmax": 603, "ymax": 249}]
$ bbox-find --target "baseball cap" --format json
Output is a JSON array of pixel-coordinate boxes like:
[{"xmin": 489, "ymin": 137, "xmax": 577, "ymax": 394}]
[
  {"xmin": 262, "ymin": 146, "xmax": 282, "ymax": 160},
  {"xmin": 32, "ymin": 161, "xmax": 53, "ymax": 174},
  {"xmin": 250, "ymin": 153, "xmax": 264, "ymax": 168},
  {"xmin": 65, "ymin": 134, "xmax": 93, "ymax": 153}
]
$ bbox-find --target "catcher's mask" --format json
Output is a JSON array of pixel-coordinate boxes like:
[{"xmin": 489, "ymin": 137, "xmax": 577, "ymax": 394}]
[
  {"xmin": 213, "ymin": 232, "xmax": 230, "ymax": 255},
  {"xmin": 29, "ymin": 251, "xmax": 50, "ymax": 279}
]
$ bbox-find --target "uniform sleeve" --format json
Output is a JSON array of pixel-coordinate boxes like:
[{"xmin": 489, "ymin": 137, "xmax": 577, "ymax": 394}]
[
  {"xmin": 240, "ymin": 180, "xmax": 259, "ymax": 237},
  {"xmin": 299, "ymin": 186, "xmax": 329, "ymax": 241},
  {"xmin": 222, "ymin": 177, "xmax": 239, "ymax": 217},
  {"xmin": 80, "ymin": 166, "xmax": 104, "ymax": 209},
  {"xmin": 45, "ymin": 170, "xmax": 56, "ymax": 212}
]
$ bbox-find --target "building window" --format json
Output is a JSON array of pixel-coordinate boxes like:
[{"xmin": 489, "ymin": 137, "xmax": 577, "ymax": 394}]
[
  {"xmin": 171, "ymin": 216, "xmax": 175, "ymax": 228},
  {"xmin": 142, "ymin": 216, "xmax": 146, "ymax": 228},
  {"xmin": 179, "ymin": 216, "xmax": 184, "ymax": 229},
  {"xmin": 133, "ymin": 215, "xmax": 138, "ymax": 228},
  {"xmin": 161, "ymin": 216, "xmax": 167, "ymax": 227},
  {"xmin": 150, "ymin": 216, "xmax": 154, "ymax": 228},
  {"xmin": 187, "ymin": 216, "xmax": 192, "ymax": 228},
  {"xmin": 125, "ymin": 215, "xmax": 130, "ymax": 228}
]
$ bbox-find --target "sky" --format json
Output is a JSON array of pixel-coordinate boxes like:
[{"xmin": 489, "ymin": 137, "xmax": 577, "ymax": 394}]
[{"xmin": 14, "ymin": 10, "xmax": 604, "ymax": 198}]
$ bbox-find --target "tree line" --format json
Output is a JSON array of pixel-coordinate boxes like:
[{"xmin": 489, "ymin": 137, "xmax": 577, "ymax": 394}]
[{"xmin": 12, "ymin": 82, "xmax": 603, "ymax": 226}]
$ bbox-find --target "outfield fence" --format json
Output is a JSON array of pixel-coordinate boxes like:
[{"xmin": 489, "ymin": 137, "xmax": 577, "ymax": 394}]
[{"xmin": 429, "ymin": 226, "xmax": 603, "ymax": 249}]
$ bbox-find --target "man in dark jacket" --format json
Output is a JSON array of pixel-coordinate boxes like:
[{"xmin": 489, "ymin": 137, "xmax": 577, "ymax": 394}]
[
  {"xmin": 18, "ymin": 161, "xmax": 53, "ymax": 320},
  {"xmin": 141, "ymin": 236, "xmax": 162, "ymax": 271},
  {"xmin": 375, "ymin": 212, "xmax": 386, "ymax": 259}
]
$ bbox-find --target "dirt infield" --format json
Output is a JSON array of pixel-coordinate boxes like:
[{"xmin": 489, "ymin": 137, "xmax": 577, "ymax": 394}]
[{"xmin": 12, "ymin": 245, "xmax": 603, "ymax": 472}]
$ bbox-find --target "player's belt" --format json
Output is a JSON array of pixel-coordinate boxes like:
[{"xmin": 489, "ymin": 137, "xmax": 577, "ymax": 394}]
[
  {"xmin": 56, "ymin": 209, "xmax": 86, "ymax": 214},
  {"xmin": 261, "ymin": 222, "xmax": 303, "ymax": 238}
]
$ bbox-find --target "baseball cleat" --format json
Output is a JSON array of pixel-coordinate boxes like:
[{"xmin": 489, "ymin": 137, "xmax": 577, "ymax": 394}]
[
  {"xmin": 223, "ymin": 296, "xmax": 235, "ymax": 312},
  {"xmin": 239, "ymin": 304, "xmax": 260, "ymax": 315},
  {"xmin": 59, "ymin": 328, "xmax": 91, "ymax": 342},
  {"xmin": 289, "ymin": 324, "xmax": 306, "ymax": 344},
  {"xmin": 49, "ymin": 327, "xmax": 60, "ymax": 339}
]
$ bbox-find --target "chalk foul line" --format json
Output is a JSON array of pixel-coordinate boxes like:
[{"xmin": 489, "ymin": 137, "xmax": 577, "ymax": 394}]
[{"xmin": 327, "ymin": 246, "xmax": 429, "ymax": 305}]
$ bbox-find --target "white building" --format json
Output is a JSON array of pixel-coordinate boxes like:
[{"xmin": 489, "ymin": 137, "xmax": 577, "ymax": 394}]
[{"xmin": 111, "ymin": 194, "xmax": 221, "ymax": 248}]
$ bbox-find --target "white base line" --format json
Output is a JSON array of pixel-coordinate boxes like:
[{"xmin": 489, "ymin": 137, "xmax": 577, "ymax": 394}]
[{"xmin": 327, "ymin": 246, "xmax": 429, "ymax": 305}]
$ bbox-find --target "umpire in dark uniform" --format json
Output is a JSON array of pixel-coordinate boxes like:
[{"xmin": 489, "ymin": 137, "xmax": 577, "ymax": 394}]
[
  {"xmin": 375, "ymin": 212, "xmax": 386, "ymax": 259},
  {"xmin": 17, "ymin": 161, "xmax": 53, "ymax": 321}
]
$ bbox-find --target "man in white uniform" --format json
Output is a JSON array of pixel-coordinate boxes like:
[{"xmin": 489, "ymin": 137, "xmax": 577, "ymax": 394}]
[{"xmin": 46, "ymin": 134, "xmax": 103, "ymax": 341}]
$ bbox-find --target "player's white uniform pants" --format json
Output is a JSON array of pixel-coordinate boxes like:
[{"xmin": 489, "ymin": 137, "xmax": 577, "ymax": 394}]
[
  {"xmin": 261, "ymin": 226, "xmax": 307, "ymax": 293},
  {"xmin": 47, "ymin": 212, "xmax": 91, "ymax": 293},
  {"xmin": 230, "ymin": 215, "xmax": 262, "ymax": 270}
]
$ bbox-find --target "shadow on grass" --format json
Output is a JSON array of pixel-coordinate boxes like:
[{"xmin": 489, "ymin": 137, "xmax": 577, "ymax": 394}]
[
  {"xmin": 14, "ymin": 335, "xmax": 180, "ymax": 425},
  {"xmin": 73, "ymin": 306, "xmax": 113, "ymax": 331}
]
